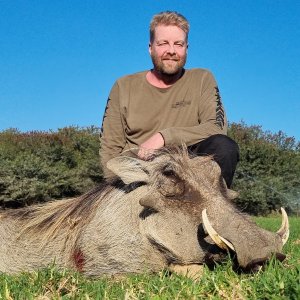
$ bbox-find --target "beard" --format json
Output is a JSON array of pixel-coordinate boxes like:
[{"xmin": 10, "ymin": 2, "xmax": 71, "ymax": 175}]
[{"xmin": 151, "ymin": 52, "xmax": 187, "ymax": 76}]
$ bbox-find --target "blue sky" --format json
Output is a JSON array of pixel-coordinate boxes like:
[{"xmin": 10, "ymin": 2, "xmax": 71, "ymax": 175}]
[{"xmin": 1, "ymin": 0, "xmax": 299, "ymax": 141}]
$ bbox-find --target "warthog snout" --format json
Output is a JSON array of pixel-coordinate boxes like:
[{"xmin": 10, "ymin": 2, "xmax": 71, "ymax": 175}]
[{"xmin": 202, "ymin": 207, "xmax": 289, "ymax": 270}]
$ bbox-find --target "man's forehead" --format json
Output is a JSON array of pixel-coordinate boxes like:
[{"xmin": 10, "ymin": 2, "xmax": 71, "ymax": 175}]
[{"xmin": 153, "ymin": 25, "xmax": 187, "ymax": 40}]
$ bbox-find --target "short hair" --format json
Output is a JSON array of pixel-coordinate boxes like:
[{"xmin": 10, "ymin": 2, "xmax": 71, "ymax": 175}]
[{"xmin": 149, "ymin": 11, "xmax": 190, "ymax": 43}]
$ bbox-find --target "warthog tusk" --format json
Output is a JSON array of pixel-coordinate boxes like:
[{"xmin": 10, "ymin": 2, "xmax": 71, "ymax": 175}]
[
  {"xmin": 276, "ymin": 207, "xmax": 289, "ymax": 245},
  {"xmin": 202, "ymin": 209, "xmax": 235, "ymax": 251}
]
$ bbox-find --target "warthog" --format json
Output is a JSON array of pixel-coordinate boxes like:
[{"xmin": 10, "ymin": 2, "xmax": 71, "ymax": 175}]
[{"xmin": 0, "ymin": 148, "xmax": 289, "ymax": 277}]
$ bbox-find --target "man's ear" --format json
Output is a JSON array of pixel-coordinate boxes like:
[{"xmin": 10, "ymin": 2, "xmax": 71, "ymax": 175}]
[
  {"xmin": 148, "ymin": 42, "xmax": 152, "ymax": 55},
  {"xmin": 107, "ymin": 156, "xmax": 149, "ymax": 184}
]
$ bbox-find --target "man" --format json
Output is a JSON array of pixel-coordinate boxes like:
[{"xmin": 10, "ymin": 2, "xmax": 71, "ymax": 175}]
[{"xmin": 100, "ymin": 11, "xmax": 239, "ymax": 187}]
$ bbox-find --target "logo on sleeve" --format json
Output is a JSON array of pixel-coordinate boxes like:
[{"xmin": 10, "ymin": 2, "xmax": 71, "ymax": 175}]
[{"xmin": 215, "ymin": 87, "xmax": 225, "ymax": 129}]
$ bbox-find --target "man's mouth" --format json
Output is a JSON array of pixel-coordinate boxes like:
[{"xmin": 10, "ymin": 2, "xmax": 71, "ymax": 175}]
[
  {"xmin": 163, "ymin": 59, "xmax": 179, "ymax": 62},
  {"xmin": 163, "ymin": 57, "xmax": 179, "ymax": 61}
]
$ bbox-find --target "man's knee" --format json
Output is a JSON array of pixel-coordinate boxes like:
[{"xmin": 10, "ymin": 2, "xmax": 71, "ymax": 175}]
[
  {"xmin": 189, "ymin": 134, "xmax": 239, "ymax": 159},
  {"xmin": 208, "ymin": 134, "xmax": 239, "ymax": 158},
  {"xmin": 188, "ymin": 134, "xmax": 239, "ymax": 188}
]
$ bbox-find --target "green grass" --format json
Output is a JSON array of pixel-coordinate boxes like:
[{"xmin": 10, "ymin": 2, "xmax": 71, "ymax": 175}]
[{"xmin": 1, "ymin": 217, "xmax": 299, "ymax": 300}]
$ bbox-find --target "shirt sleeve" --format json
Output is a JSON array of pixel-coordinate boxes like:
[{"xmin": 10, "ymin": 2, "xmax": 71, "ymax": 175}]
[
  {"xmin": 159, "ymin": 71, "xmax": 228, "ymax": 146},
  {"xmin": 99, "ymin": 81, "xmax": 126, "ymax": 178}
]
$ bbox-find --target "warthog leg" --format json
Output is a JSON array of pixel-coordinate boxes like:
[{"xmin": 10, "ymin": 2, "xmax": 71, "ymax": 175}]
[{"xmin": 168, "ymin": 264, "xmax": 204, "ymax": 280}]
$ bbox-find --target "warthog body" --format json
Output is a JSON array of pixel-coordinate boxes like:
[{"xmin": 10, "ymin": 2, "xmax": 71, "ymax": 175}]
[{"xmin": 0, "ymin": 148, "xmax": 288, "ymax": 277}]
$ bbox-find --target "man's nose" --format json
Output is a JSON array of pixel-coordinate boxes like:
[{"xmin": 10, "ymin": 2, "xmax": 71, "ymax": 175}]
[{"xmin": 167, "ymin": 44, "xmax": 176, "ymax": 54}]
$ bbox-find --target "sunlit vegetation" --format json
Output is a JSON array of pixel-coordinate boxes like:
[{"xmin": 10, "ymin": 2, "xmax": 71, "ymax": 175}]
[{"xmin": 0, "ymin": 122, "xmax": 299, "ymax": 215}]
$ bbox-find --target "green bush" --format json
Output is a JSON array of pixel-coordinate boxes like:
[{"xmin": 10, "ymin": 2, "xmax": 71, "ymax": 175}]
[
  {"xmin": 0, "ymin": 123, "xmax": 299, "ymax": 215},
  {"xmin": 229, "ymin": 122, "xmax": 300, "ymax": 215},
  {"xmin": 0, "ymin": 126, "xmax": 102, "ymax": 207}
]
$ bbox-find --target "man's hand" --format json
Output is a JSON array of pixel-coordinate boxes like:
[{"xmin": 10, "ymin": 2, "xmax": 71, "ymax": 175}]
[{"xmin": 138, "ymin": 132, "xmax": 165, "ymax": 160}]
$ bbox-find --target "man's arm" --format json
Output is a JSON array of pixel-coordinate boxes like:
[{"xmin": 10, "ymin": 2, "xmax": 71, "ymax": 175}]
[
  {"xmin": 100, "ymin": 82, "xmax": 126, "ymax": 178},
  {"xmin": 159, "ymin": 70, "xmax": 227, "ymax": 146}
]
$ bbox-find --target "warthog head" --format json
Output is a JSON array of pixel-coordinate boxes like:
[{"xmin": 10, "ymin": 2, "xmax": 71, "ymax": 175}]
[{"xmin": 108, "ymin": 148, "xmax": 289, "ymax": 271}]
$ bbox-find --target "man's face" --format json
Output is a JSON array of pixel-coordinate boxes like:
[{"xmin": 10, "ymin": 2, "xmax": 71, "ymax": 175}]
[{"xmin": 149, "ymin": 25, "xmax": 188, "ymax": 75}]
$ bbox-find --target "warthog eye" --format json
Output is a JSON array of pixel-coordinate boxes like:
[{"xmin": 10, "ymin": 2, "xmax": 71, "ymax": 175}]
[
  {"xmin": 159, "ymin": 165, "xmax": 185, "ymax": 197},
  {"xmin": 162, "ymin": 165, "xmax": 176, "ymax": 177}
]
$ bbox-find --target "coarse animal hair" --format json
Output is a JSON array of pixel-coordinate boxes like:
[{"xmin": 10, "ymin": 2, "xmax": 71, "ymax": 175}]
[
  {"xmin": 2, "ymin": 182, "xmax": 119, "ymax": 246},
  {"xmin": 149, "ymin": 11, "xmax": 190, "ymax": 43}
]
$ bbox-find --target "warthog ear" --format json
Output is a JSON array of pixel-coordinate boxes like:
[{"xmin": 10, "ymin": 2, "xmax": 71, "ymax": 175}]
[
  {"xmin": 227, "ymin": 189, "xmax": 239, "ymax": 200},
  {"xmin": 220, "ymin": 178, "xmax": 239, "ymax": 200},
  {"xmin": 107, "ymin": 156, "xmax": 150, "ymax": 184}
]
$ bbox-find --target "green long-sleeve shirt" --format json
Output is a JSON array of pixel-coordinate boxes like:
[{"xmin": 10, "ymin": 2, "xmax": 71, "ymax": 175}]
[{"xmin": 100, "ymin": 68, "xmax": 227, "ymax": 178}]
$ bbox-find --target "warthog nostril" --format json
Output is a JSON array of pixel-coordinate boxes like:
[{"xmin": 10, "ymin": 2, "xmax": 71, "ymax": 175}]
[
  {"xmin": 245, "ymin": 257, "xmax": 268, "ymax": 272},
  {"xmin": 274, "ymin": 252, "xmax": 286, "ymax": 262},
  {"xmin": 245, "ymin": 252, "xmax": 286, "ymax": 272}
]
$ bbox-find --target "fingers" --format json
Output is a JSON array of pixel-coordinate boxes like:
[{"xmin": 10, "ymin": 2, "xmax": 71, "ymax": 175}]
[
  {"xmin": 137, "ymin": 147, "xmax": 153, "ymax": 160},
  {"xmin": 138, "ymin": 133, "xmax": 165, "ymax": 160}
]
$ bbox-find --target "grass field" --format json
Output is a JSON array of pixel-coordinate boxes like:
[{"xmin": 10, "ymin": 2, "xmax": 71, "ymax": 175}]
[{"xmin": 0, "ymin": 216, "xmax": 299, "ymax": 299}]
